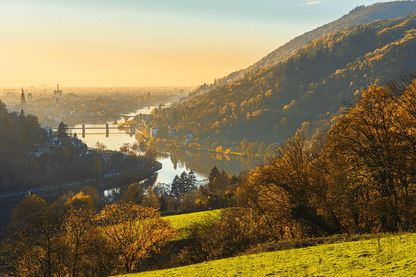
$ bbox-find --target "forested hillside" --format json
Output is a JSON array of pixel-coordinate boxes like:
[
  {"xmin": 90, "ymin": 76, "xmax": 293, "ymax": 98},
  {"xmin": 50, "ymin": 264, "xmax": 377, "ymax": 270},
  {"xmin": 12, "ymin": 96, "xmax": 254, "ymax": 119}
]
[
  {"xmin": 154, "ymin": 14, "xmax": 416, "ymax": 151},
  {"xmin": 194, "ymin": 1, "xmax": 416, "ymax": 95},
  {"xmin": 0, "ymin": 104, "xmax": 48, "ymax": 188}
]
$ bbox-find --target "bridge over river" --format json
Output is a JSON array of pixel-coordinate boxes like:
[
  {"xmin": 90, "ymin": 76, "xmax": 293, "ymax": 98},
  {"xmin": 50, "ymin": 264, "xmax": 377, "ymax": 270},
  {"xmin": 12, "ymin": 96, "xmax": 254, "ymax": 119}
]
[{"xmin": 54, "ymin": 122, "xmax": 140, "ymax": 138}]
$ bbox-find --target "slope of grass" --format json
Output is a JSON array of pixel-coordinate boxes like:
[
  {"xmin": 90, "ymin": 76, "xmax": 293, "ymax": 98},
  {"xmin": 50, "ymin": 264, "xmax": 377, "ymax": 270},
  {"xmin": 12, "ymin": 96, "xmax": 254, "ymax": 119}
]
[
  {"xmin": 163, "ymin": 209, "xmax": 222, "ymax": 239},
  {"xmin": 115, "ymin": 233, "xmax": 416, "ymax": 276}
]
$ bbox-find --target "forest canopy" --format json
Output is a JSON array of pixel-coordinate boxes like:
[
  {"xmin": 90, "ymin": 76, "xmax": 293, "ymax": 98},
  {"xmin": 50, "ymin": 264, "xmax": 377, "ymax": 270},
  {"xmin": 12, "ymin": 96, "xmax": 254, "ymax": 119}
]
[
  {"xmin": 237, "ymin": 72, "xmax": 416, "ymax": 237},
  {"xmin": 154, "ymin": 14, "xmax": 416, "ymax": 153}
]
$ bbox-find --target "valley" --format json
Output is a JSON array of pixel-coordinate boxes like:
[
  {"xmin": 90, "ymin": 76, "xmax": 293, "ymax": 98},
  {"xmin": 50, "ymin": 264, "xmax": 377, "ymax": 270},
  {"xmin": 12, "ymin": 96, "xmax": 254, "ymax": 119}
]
[{"xmin": 2, "ymin": 1, "xmax": 416, "ymax": 276}]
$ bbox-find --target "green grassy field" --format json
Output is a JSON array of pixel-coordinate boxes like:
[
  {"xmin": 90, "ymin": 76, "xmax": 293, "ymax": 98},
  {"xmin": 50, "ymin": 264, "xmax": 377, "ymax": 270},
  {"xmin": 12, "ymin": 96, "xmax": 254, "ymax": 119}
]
[
  {"xmin": 115, "ymin": 233, "xmax": 416, "ymax": 276},
  {"xmin": 163, "ymin": 209, "xmax": 222, "ymax": 239}
]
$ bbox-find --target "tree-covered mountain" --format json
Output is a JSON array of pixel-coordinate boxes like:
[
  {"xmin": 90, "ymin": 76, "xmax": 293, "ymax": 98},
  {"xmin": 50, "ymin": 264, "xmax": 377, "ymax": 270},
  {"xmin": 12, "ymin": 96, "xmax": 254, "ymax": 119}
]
[
  {"xmin": 193, "ymin": 1, "xmax": 416, "ymax": 96},
  {"xmin": 154, "ymin": 13, "xmax": 416, "ymax": 151}
]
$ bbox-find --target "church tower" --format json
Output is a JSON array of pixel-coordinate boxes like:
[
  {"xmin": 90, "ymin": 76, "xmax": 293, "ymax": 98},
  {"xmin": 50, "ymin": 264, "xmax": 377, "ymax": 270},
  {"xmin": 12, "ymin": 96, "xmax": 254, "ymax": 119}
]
[{"xmin": 20, "ymin": 88, "xmax": 26, "ymax": 106}]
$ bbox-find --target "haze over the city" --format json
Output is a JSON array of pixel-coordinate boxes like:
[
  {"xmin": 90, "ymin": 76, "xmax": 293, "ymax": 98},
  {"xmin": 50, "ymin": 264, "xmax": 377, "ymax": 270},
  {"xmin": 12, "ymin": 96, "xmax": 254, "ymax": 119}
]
[{"xmin": 2, "ymin": 0, "xmax": 382, "ymax": 87}]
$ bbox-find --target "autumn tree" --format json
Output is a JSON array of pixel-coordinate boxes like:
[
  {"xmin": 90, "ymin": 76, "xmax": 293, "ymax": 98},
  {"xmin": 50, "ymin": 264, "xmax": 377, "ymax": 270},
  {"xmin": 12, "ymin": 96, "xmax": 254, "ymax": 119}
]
[
  {"xmin": 63, "ymin": 208, "xmax": 95, "ymax": 277},
  {"xmin": 120, "ymin": 142, "xmax": 131, "ymax": 152},
  {"xmin": 236, "ymin": 130, "xmax": 342, "ymax": 238},
  {"xmin": 57, "ymin": 191, "xmax": 97, "ymax": 212},
  {"xmin": 139, "ymin": 138, "xmax": 149, "ymax": 153},
  {"xmin": 327, "ymin": 78, "xmax": 416, "ymax": 232},
  {"xmin": 180, "ymin": 208, "xmax": 276, "ymax": 264},
  {"xmin": 120, "ymin": 182, "xmax": 145, "ymax": 205},
  {"xmin": 257, "ymin": 142, "xmax": 266, "ymax": 158},
  {"xmin": 6, "ymin": 194, "xmax": 66, "ymax": 277},
  {"xmin": 142, "ymin": 185, "xmax": 161, "ymax": 209},
  {"xmin": 144, "ymin": 145, "xmax": 158, "ymax": 161},
  {"xmin": 131, "ymin": 142, "xmax": 141, "ymax": 154},
  {"xmin": 83, "ymin": 229, "xmax": 118, "ymax": 277},
  {"xmin": 95, "ymin": 141, "xmax": 107, "ymax": 152},
  {"xmin": 81, "ymin": 185, "xmax": 104, "ymax": 211},
  {"xmin": 94, "ymin": 202, "xmax": 178, "ymax": 274}
]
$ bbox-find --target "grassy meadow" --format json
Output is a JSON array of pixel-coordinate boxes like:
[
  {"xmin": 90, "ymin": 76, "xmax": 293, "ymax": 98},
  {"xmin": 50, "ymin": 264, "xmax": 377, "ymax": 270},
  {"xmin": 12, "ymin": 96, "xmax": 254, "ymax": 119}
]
[
  {"xmin": 115, "ymin": 233, "xmax": 416, "ymax": 276},
  {"xmin": 163, "ymin": 209, "xmax": 222, "ymax": 239}
]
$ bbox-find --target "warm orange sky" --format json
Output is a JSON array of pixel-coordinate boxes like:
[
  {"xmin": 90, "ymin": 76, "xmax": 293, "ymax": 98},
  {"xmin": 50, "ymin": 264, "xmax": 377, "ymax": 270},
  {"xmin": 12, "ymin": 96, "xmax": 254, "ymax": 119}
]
[{"xmin": 1, "ymin": 0, "xmax": 381, "ymax": 87}]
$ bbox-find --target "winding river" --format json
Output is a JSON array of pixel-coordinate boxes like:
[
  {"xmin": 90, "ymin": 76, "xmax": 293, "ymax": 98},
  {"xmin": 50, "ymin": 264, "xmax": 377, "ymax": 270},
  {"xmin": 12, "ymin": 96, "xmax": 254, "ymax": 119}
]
[{"xmin": 70, "ymin": 104, "xmax": 211, "ymax": 186}]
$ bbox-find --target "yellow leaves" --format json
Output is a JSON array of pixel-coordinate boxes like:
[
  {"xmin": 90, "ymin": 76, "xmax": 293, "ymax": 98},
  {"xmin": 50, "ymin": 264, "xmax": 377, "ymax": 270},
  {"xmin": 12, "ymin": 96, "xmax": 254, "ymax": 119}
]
[
  {"xmin": 335, "ymin": 69, "xmax": 344, "ymax": 75},
  {"xmin": 301, "ymin": 121, "xmax": 310, "ymax": 129},
  {"xmin": 252, "ymin": 109, "xmax": 264, "ymax": 118},
  {"xmin": 325, "ymin": 76, "xmax": 416, "ymax": 230},
  {"xmin": 11, "ymin": 194, "xmax": 47, "ymax": 223},
  {"xmin": 211, "ymin": 121, "xmax": 220, "ymax": 130},
  {"xmin": 66, "ymin": 191, "xmax": 96, "ymax": 212},
  {"xmin": 283, "ymin": 100, "xmax": 297, "ymax": 111},
  {"xmin": 95, "ymin": 203, "xmax": 178, "ymax": 273}
]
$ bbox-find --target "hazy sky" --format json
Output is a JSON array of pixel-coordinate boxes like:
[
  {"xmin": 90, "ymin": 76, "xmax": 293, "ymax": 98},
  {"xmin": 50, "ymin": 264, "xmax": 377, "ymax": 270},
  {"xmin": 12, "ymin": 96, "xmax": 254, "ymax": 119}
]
[{"xmin": 1, "ymin": 0, "xmax": 384, "ymax": 87}]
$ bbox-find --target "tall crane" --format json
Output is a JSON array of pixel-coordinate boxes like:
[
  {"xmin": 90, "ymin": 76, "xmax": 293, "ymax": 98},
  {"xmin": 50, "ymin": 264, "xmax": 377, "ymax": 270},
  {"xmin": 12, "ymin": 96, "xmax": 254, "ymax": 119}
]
[{"xmin": 40, "ymin": 84, "xmax": 55, "ymax": 94}]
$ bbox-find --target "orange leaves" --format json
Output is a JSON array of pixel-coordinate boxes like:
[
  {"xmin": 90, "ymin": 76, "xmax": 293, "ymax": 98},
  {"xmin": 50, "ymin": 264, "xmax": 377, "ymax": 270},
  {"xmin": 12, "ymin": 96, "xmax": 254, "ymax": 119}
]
[
  {"xmin": 95, "ymin": 202, "xmax": 178, "ymax": 273},
  {"xmin": 11, "ymin": 194, "xmax": 48, "ymax": 222},
  {"xmin": 326, "ymin": 76, "xmax": 416, "ymax": 232}
]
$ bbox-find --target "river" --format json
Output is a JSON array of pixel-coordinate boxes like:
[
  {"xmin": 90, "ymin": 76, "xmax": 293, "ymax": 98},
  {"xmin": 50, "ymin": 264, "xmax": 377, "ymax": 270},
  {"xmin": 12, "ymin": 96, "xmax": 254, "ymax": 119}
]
[
  {"xmin": 70, "ymin": 103, "xmax": 211, "ymax": 187},
  {"xmin": 70, "ymin": 103, "xmax": 262, "ymax": 190}
]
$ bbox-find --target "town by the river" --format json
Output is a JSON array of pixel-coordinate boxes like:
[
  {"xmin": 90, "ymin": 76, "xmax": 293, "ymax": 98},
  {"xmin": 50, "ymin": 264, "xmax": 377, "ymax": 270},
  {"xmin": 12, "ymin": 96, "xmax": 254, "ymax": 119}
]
[
  {"xmin": 0, "ymin": 93, "xmax": 257, "ymax": 226},
  {"xmin": 71, "ymin": 107, "xmax": 248, "ymax": 186}
]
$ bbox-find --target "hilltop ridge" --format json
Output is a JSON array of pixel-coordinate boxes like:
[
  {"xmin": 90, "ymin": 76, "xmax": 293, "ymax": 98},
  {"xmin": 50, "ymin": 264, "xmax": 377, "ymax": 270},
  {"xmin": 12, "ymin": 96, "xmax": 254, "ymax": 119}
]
[
  {"xmin": 155, "ymin": 12, "xmax": 416, "ymax": 150},
  {"xmin": 193, "ymin": 1, "xmax": 416, "ymax": 96}
]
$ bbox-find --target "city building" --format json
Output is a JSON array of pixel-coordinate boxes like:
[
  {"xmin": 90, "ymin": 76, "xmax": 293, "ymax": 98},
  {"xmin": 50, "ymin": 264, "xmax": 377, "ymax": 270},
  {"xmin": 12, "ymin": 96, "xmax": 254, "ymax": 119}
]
[
  {"xmin": 54, "ymin": 84, "xmax": 63, "ymax": 97},
  {"xmin": 20, "ymin": 88, "xmax": 26, "ymax": 106}
]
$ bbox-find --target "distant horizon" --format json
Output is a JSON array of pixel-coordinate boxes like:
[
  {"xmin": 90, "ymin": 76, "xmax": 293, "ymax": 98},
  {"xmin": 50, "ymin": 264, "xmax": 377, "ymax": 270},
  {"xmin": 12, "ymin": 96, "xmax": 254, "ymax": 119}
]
[
  {"xmin": 0, "ymin": 86, "xmax": 196, "ymax": 89},
  {"xmin": 1, "ymin": 0, "xmax": 386, "ymax": 87}
]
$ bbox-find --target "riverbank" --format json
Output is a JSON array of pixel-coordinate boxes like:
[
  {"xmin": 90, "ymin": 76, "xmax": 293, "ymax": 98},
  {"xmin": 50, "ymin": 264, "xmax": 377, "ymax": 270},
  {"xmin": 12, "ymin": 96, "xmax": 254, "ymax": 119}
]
[
  {"xmin": 0, "ymin": 152, "xmax": 161, "ymax": 227},
  {"xmin": 0, "ymin": 151, "xmax": 161, "ymax": 199},
  {"xmin": 152, "ymin": 139, "xmax": 245, "ymax": 157}
]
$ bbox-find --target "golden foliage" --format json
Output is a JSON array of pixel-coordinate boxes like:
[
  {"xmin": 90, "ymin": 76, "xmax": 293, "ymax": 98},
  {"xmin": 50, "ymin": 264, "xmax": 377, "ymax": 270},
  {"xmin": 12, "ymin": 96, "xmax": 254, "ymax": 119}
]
[{"xmin": 95, "ymin": 202, "xmax": 178, "ymax": 274}]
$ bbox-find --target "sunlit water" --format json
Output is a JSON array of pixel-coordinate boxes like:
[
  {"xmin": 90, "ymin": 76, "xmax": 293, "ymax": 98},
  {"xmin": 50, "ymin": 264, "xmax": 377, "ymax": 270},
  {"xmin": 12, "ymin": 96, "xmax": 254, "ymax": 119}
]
[
  {"xmin": 69, "ymin": 105, "xmax": 206, "ymax": 188},
  {"xmin": 70, "ymin": 121, "xmax": 138, "ymax": 151},
  {"xmin": 124, "ymin": 104, "xmax": 162, "ymax": 116}
]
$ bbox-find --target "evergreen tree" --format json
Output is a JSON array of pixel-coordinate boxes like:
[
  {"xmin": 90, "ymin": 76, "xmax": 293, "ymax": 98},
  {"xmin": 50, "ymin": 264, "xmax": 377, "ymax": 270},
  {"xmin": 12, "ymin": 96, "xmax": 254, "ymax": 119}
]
[
  {"xmin": 57, "ymin": 122, "xmax": 69, "ymax": 138},
  {"xmin": 170, "ymin": 171, "xmax": 197, "ymax": 198},
  {"xmin": 170, "ymin": 175, "xmax": 181, "ymax": 198},
  {"xmin": 186, "ymin": 170, "xmax": 197, "ymax": 192},
  {"xmin": 179, "ymin": 171, "xmax": 188, "ymax": 193},
  {"xmin": 159, "ymin": 195, "xmax": 168, "ymax": 212},
  {"xmin": 208, "ymin": 166, "xmax": 221, "ymax": 183}
]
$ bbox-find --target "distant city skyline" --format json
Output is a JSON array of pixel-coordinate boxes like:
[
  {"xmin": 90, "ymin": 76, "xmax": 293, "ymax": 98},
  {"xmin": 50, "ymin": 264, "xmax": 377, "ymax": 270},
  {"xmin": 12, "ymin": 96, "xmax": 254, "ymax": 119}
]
[{"xmin": 1, "ymin": 0, "xmax": 384, "ymax": 87}]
